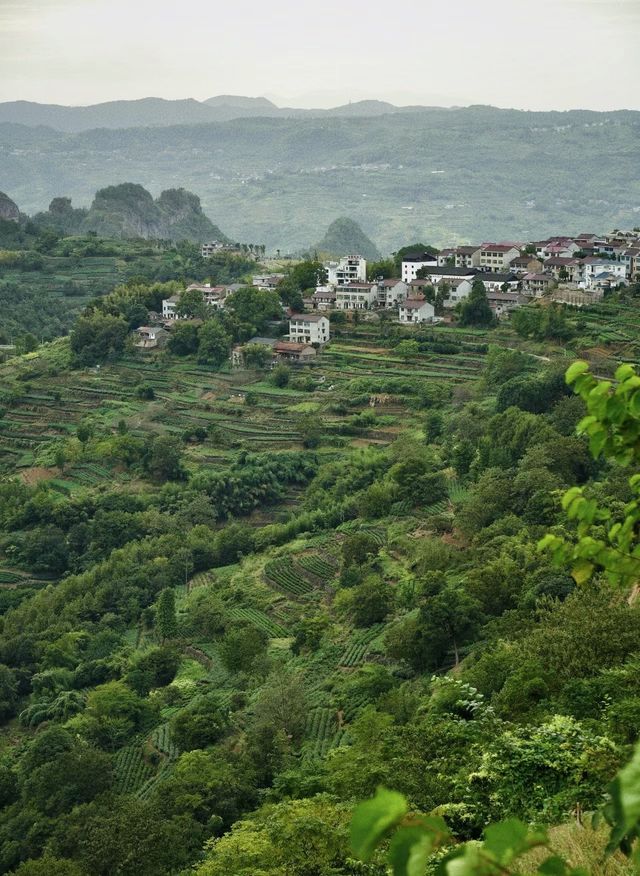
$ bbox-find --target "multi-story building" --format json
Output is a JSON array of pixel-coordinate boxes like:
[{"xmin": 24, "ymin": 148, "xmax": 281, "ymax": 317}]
[
  {"xmin": 579, "ymin": 258, "xmax": 627, "ymax": 288},
  {"xmin": 376, "ymin": 279, "xmax": 408, "ymax": 307},
  {"xmin": 326, "ymin": 255, "xmax": 367, "ymax": 287},
  {"xmin": 161, "ymin": 284, "xmax": 227, "ymax": 320},
  {"xmin": 335, "ymin": 283, "xmax": 378, "ymax": 310},
  {"xmin": 543, "ymin": 257, "xmax": 581, "ymax": 283},
  {"xmin": 311, "ymin": 289, "xmax": 336, "ymax": 311},
  {"xmin": 401, "ymin": 251, "xmax": 439, "ymax": 282},
  {"xmin": 288, "ymin": 313, "xmax": 330, "ymax": 345},
  {"xmin": 521, "ymin": 273, "xmax": 554, "ymax": 297},
  {"xmin": 479, "ymin": 244, "xmax": 521, "ymax": 271}
]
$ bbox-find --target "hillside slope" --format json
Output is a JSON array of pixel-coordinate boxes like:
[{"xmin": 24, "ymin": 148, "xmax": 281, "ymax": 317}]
[
  {"xmin": 314, "ymin": 217, "xmax": 381, "ymax": 259},
  {"xmin": 1, "ymin": 107, "xmax": 638, "ymax": 251}
]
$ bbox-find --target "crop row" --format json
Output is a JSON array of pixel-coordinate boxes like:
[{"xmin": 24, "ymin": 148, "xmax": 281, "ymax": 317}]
[
  {"xmin": 151, "ymin": 723, "xmax": 180, "ymax": 760},
  {"xmin": 113, "ymin": 745, "xmax": 154, "ymax": 794},
  {"xmin": 264, "ymin": 558, "xmax": 314, "ymax": 597},
  {"xmin": 340, "ymin": 641, "xmax": 369, "ymax": 667},
  {"xmin": 228, "ymin": 606, "xmax": 288, "ymax": 638},
  {"xmin": 297, "ymin": 554, "xmax": 336, "ymax": 581}
]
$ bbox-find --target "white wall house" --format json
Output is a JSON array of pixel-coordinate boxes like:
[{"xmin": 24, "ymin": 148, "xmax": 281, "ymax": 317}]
[
  {"xmin": 409, "ymin": 266, "xmax": 478, "ymax": 286},
  {"xmin": 398, "ymin": 298, "xmax": 435, "ymax": 324},
  {"xmin": 288, "ymin": 313, "xmax": 330, "ymax": 345},
  {"xmin": 326, "ymin": 255, "xmax": 367, "ymax": 287},
  {"xmin": 162, "ymin": 285, "xmax": 227, "ymax": 319},
  {"xmin": 443, "ymin": 279, "xmax": 473, "ymax": 308},
  {"xmin": 580, "ymin": 259, "xmax": 627, "ymax": 288},
  {"xmin": 475, "ymin": 273, "xmax": 520, "ymax": 293},
  {"xmin": 401, "ymin": 252, "xmax": 439, "ymax": 282},
  {"xmin": 377, "ymin": 279, "xmax": 408, "ymax": 307},
  {"xmin": 335, "ymin": 283, "xmax": 378, "ymax": 310},
  {"xmin": 162, "ymin": 295, "xmax": 180, "ymax": 320}
]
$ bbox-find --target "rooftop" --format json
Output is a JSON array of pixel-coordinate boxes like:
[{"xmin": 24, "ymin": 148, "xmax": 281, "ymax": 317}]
[{"xmin": 289, "ymin": 313, "xmax": 328, "ymax": 322}]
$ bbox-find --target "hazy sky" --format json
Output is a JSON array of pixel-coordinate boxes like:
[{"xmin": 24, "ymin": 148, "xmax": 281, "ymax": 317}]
[{"xmin": 0, "ymin": 0, "xmax": 639, "ymax": 109}]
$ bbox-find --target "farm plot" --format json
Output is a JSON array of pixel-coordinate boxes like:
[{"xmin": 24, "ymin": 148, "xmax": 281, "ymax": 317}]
[
  {"xmin": 113, "ymin": 745, "xmax": 155, "ymax": 795},
  {"xmin": 304, "ymin": 707, "xmax": 342, "ymax": 759},
  {"xmin": 228, "ymin": 606, "xmax": 288, "ymax": 638},
  {"xmin": 339, "ymin": 624, "xmax": 385, "ymax": 667},
  {"xmin": 151, "ymin": 723, "xmax": 180, "ymax": 760},
  {"xmin": 297, "ymin": 554, "xmax": 337, "ymax": 583},
  {"xmin": 264, "ymin": 557, "xmax": 314, "ymax": 597}
]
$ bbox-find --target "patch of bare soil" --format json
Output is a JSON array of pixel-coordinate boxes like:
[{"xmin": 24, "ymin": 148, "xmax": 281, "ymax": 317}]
[{"xmin": 19, "ymin": 467, "xmax": 55, "ymax": 485}]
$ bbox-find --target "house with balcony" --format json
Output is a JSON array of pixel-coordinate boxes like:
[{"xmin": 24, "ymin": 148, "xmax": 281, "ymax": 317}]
[
  {"xmin": 311, "ymin": 289, "xmax": 336, "ymax": 311},
  {"xmin": 288, "ymin": 313, "xmax": 330, "ymax": 345},
  {"xmin": 521, "ymin": 273, "xmax": 555, "ymax": 297},
  {"xmin": 326, "ymin": 255, "xmax": 367, "ymax": 287},
  {"xmin": 335, "ymin": 283, "xmax": 378, "ymax": 310},
  {"xmin": 543, "ymin": 257, "xmax": 581, "ymax": 283},
  {"xmin": 134, "ymin": 326, "xmax": 168, "ymax": 350},
  {"xmin": 377, "ymin": 279, "xmax": 408, "ymax": 307},
  {"xmin": 580, "ymin": 258, "xmax": 627, "ymax": 288}
]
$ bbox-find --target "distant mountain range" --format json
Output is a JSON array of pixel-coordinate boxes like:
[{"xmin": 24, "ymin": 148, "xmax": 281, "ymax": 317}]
[
  {"xmin": 0, "ymin": 96, "xmax": 425, "ymax": 133},
  {"xmin": 1, "ymin": 102, "xmax": 639, "ymax": 252}
]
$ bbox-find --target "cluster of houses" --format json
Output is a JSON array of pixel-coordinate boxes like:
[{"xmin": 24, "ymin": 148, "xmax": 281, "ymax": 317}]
[
  {"xmin": 303, "ymin": 230, "xmax": 639, "ymax": 322},
  {"xmin": 136, "ymin": 228, "xmax": 639, "ymax": 362}
]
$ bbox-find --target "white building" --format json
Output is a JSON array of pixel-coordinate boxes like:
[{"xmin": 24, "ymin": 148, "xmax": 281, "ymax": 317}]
[
  {"xmin": 398, "ymin": 298, "xmax": 435, "ymax": 324},
  {"xmin": 162, "ymin": 295, "xmax": 180, "ymax": 320},
  {"xmin": 377, "ymin": 279, "xmax": 408, "ymax": 307},
  {"xmin": 408, "ymin": 266, "xmax": 478, "ymax": 286},
  {"xmin": 474, "ymin": 272, "xmax": 520, "ymax": 293},
  {"xmin": 326, "ymin": 255, "xmax": 367, "ymax": 287},
  {"xmin": 437, "ymin": 246, "xmax": 482, "ymax": 268},
  {"xmin": 401, "ymin": 252, "xmax": 439, "ymax": 283},
  {"xmin": 580, "ymin": 258, "xmax": 627, "ymax": 288},
  {"xmin": 335, "ymin": 283, "xmax": 378, "ymax": 310},
  {"xmin": 288, "ymin": 313, "xmax": 330, "ymax": 345},
  {"xmin": 443, "ymin": 279, "xmax": 473, "ymax": 308},
  {"xmin": 161, "ymin": 284, "xmax": 227, "ymax": 320}
]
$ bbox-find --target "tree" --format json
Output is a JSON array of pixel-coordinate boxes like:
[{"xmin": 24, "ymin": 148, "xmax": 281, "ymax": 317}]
[
  {"xmin": 70, "ymin": 312, "xmax": 128, "ymax": 365},
  {"xmin": 171, "ymin": 694, "xmax": 230, "ymax": 750},
  {"xmin": 395, "ymin": 340, "xmax": 420, "ymax": 360},
  {"xmin": 145, "ymin": 434, "xmax": 183, "ymax": 481},
  {"xmin": 298, "ymin": 412, "xmax": 322, "ymax": 448},
  {"xmin": 197, "ymin": 319, "xmax": 231, "ymax": 366},
  {"xmin": 155, "ymin": 588, "xmax": 178, "ymax": 642},
  {"xmin": 219, "ymin": 625, "xmax": 268, "ymax": 673},
  {"xmin": 459, "ymin": 279, "xmax": 494, "ymax": 327},
  {"xmin": 342, "ymin": 532, "xmax": 380, "ymax": 567},
  {"xmin": 168, "ymin": 321, "xmax": 199, "ymax": 355},
  {"xmin": 176, "ymin": 287, "xmax": 207, "ymax": 319},
  {"xmin": 225, "ymin": 286, "xmax": 281, "ymax": 333},
  {"xmin": 243, "ymin": 343, "xmax": 272, "ymax": 368},
  {"xmin": 0, "ymin": 664, "xmax": 18, "ymax": 720},
  {"xmin": 271, "ymin": 364, "xmax": 290, "ymax": 387}
]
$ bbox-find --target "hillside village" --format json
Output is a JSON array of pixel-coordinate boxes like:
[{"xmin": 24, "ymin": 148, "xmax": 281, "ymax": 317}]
[{"xmin": 140, "ymin": 229, "xmax": 640, "ymax": 366}]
